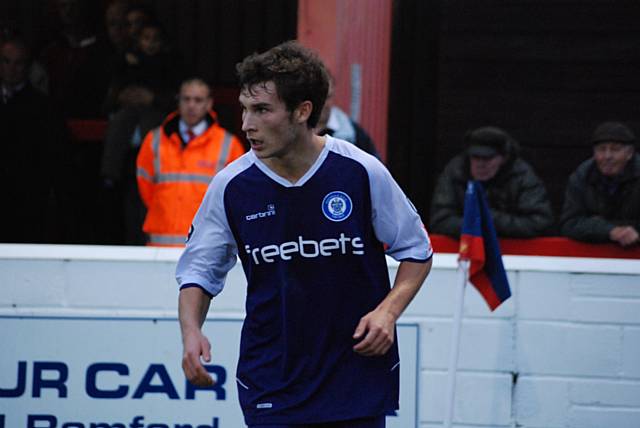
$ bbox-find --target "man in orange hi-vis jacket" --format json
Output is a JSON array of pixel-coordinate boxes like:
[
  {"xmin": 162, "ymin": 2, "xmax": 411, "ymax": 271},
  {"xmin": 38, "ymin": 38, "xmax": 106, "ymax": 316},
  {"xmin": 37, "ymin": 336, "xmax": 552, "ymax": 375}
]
[{"xmin": 136, "ymin": 78, "xmax": 245, "ymax": 246}]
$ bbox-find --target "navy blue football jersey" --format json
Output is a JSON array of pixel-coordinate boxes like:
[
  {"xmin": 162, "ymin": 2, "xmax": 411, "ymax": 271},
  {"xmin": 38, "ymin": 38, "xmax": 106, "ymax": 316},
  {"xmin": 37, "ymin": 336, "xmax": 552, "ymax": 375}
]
[{"xmin": 176, "ymin": 137, "xmax": 432, "ymax": 425}]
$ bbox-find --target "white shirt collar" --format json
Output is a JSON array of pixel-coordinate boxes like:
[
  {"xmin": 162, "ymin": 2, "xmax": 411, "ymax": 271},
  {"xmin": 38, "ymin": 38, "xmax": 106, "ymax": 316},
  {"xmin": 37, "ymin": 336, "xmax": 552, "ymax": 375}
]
[
  {"xmin": 249, "ymin": 136, "xmax": 331, "ymax": 187},
  {"xmin": 179, "ymin": 119, "xmax": 208, "ymax": 143}
]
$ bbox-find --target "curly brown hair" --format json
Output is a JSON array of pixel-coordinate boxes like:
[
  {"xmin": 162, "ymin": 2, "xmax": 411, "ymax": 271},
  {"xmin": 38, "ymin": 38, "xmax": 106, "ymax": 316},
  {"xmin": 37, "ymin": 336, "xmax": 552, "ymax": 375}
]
[{"xmin": 236, "ymin": 40, "xmax": 330, "ymax": 129}]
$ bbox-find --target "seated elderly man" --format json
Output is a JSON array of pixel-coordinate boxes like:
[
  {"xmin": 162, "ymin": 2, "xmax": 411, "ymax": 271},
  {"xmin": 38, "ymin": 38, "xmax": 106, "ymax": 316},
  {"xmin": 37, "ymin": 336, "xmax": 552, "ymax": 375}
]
[
  {"xmin": 430, "ymin": 126, "xmax": 554, "ymax": 238},
  {"xmin": 560, "ymin": 121, "xmax": 640, "ymax": 247}
]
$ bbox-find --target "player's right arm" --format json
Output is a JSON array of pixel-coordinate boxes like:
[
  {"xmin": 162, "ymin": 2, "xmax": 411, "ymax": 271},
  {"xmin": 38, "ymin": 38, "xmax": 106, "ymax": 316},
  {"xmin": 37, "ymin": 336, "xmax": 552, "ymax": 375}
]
[
  {"xmin": 175, "ymin": 157, "xmax": 250, "ymax": 386},
  {"xmin": 179, "ymin": 287, "xmax": 214, "ymax": 386}
]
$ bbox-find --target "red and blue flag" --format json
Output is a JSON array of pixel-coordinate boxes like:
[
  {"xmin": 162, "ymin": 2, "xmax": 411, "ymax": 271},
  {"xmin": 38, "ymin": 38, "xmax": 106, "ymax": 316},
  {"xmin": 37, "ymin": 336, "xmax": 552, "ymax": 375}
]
[{"xmin": 459, "ymin": 181, "xmax": 511, "ymax": 311}]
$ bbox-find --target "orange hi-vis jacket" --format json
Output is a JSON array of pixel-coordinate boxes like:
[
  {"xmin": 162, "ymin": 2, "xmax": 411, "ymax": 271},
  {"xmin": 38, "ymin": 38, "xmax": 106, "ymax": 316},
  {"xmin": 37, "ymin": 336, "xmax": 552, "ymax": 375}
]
[{"xmin": 136, "ymin": 111, "xmax": 245, "ymax": 246}]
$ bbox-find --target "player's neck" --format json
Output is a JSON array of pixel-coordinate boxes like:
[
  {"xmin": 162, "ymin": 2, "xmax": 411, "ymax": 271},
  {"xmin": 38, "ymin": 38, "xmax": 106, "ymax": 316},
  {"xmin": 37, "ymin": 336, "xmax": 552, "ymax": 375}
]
[{"xmin": 263, "ymin": 133, "xmax": 325, "ymax": 184}]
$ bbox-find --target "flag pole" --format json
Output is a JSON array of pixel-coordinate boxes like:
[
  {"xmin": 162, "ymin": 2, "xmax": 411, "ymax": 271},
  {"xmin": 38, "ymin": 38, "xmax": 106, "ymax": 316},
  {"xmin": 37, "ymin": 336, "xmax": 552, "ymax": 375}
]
[{"xmin": 443, "ymin": 258, "xmax": 469, "ymax": 428}]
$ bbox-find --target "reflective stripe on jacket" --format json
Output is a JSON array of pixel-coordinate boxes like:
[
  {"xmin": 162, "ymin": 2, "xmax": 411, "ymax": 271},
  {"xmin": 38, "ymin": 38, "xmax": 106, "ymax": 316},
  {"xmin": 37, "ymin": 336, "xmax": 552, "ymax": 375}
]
[{"xmin": 136, "ymin": 111, "xmax": 245, "ymax": 246}]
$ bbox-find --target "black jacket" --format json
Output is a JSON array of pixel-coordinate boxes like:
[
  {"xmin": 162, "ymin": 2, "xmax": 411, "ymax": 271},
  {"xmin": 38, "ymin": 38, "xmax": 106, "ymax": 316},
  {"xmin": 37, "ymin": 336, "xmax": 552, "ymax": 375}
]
[
  {"xmin": 559, "ymin": 154, "xmax": 640, "ymax": 242},
  {"xmin": 430, "ymin": 145, "xmax": 554, "ymax": 238},
  {"xmin": 0, "ymin": 83, "xmax": 71, "ymax": 242}
]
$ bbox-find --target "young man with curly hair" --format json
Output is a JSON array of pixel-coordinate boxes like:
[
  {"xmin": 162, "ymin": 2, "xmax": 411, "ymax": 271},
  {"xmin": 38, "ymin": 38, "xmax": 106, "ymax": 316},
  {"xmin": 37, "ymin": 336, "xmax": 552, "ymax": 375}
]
[{"xmin": 176, "ymin": 41, "xmax": 433, "ymax": 428}]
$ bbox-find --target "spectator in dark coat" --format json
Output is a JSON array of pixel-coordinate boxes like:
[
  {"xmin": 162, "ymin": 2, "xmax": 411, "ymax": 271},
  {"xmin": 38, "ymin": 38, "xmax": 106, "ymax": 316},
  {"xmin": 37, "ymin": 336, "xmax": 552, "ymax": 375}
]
[
  {"xmin": 430, "ymin": 126, "xmax": 554, "ymax": 238},
  {"xmin": 39, "ymin": 0, "xmax": 111, "ymax": 118},
  {"xmin": 104, "ymin": 0, "xmax": 130, "ymax": 56},
  {"xmin": 0, "ymin": 38, "xmax": 71, "ymax": 243},
  {"xmin": 560, "ymin": 121, "xmax": 640, "ymax": 247},
  {"xmin": 100, "ymin": 20, "xmax": 182, "ymax": 245}
]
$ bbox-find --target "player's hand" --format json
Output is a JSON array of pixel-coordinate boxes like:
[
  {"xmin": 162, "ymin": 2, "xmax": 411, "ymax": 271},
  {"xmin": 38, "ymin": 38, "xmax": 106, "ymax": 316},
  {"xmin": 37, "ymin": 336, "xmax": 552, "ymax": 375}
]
[
  {"xmin": 352, "ymin": 308, "xmax": 396, "ymax": 356},
  {"xmin": 610, "ymin": 226, "xmax": 640, "ymax": 247},
  {"xmin": 181, "ymin": 329, "xmax": 215, "ymax": 387}
]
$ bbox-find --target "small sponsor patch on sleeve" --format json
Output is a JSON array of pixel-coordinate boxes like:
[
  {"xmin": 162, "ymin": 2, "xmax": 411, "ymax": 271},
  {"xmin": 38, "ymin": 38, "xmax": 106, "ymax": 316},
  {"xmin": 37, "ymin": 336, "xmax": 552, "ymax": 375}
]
[{"xmin": 256, "ymin": 402, "xmax": 273, "ymax": 409}]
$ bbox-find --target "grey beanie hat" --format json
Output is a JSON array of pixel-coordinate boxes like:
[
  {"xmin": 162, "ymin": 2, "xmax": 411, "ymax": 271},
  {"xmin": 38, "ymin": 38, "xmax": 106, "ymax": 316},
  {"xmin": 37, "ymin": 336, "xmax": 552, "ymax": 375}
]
[
  {"xmin": 590, "ymin": 121, "xmax": 636, "ymax": 146},
  {"xmin": 466, "ymin": 126, "xmax": 512, "ymax": 157}
]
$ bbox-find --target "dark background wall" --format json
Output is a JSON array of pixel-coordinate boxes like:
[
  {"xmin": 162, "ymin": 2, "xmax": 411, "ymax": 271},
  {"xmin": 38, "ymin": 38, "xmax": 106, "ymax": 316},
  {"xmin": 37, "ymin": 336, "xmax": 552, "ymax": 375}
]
[
  {"xmin": 389, "ymin": 0, "xmax": 640, "ymax": 222},
  {"xmin": 150, "ymin": 0, "xmax": 297, "ymax": 86},
  {"xmin": 3, "ymin": 0, "xmax": 640, "ymax": 234},
  {"xmin": 388, "ymin": 0, "xmax": 441, "ymax": 225},
  {"xmin": 0, "ymin": 0, "xmax": 298, "ymax": 133},
  {"xmin": 150, "ymin": 0, "xmax": 298, "ymax": 133},
  {"xmin": 0, "ymin": 0, "xmax": 297, "ymax": 83}
]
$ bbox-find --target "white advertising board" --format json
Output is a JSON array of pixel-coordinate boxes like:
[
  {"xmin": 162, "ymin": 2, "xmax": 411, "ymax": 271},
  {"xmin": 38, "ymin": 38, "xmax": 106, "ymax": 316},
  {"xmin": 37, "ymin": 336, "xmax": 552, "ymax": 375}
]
[{"xmin": 0, "ymin": 316, "xmax": 418, "ymax": 428}]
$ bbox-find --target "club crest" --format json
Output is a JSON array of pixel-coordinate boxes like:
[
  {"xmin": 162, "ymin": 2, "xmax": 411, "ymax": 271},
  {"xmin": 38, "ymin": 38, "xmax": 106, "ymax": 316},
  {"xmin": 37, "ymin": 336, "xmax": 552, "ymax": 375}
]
[{"xmin": 322, "ymin": 191, "xmax": 353, "ymax": 222}]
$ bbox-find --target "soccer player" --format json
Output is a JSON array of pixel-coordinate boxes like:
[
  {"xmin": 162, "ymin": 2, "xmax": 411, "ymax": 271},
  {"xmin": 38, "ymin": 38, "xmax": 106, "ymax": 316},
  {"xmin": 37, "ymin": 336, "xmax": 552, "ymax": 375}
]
[{"xmin": 177, "ymin": 41, "xmax": 433, "ymax": 428}]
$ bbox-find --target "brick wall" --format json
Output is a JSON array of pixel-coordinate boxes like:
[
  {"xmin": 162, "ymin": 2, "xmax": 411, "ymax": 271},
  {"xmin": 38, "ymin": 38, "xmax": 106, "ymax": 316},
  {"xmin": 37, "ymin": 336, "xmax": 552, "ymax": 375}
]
[{"xmin": 411, "ymin": 254, "xmax": 640, "ymax": 427}]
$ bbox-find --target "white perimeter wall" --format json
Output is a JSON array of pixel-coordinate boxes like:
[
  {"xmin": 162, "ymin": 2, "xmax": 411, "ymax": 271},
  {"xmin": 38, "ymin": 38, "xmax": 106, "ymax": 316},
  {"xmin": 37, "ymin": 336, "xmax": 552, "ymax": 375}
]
[{"xmin": 1, "ymin": 244, "xmax": 639, "ymax": 428}]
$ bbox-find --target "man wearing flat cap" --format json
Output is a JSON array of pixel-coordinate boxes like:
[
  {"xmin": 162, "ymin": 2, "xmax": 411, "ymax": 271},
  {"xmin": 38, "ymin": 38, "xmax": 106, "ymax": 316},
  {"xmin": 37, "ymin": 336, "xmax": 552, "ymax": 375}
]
[
  {"xmin": 430, "ymin": 126, "xmax": 554, "ymax": 238},
  {"xmin": 560, "ymin": 121, "xmax": 640, "ymax": 247}
]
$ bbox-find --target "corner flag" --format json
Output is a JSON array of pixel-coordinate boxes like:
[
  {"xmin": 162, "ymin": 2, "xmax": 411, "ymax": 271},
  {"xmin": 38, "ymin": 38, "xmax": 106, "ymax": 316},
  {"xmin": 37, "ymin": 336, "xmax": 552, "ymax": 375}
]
[{"xmin": 459, "ymin": 181, "xmax": 511, "ymax": 311}]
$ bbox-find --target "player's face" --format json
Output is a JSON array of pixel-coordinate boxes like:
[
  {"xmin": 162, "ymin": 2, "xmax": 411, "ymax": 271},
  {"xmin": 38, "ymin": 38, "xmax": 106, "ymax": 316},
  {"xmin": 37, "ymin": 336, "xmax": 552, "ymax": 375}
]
[
  {"xmin": 178, "ymin": 82, "xmax": 212, "ymax": 127},
  {"xmin": 593, "ymin": 142, "xmax": 634, "ymax": 177},
  {"xmin": 470, "ymin": 154, "xmax": 504, "ymax": 182},
  {"xmin": 239, "ymin": 81, "xmax": 300, "ymax": 160}
]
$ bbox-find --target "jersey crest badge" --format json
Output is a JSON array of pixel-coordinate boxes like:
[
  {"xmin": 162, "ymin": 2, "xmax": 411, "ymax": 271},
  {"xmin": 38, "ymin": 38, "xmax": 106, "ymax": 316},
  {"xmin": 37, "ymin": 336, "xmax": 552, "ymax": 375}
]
[{"xmin": 322, "ymin": 191, "xmax": 353, "ymax": 222}]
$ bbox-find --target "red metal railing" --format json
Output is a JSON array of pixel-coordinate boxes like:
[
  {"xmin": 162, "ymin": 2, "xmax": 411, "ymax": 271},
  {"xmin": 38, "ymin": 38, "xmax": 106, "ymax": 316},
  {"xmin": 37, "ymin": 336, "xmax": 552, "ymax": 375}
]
[{"xmin": 431, "ymin": 234, "xmax": 640, "ymax": 259}]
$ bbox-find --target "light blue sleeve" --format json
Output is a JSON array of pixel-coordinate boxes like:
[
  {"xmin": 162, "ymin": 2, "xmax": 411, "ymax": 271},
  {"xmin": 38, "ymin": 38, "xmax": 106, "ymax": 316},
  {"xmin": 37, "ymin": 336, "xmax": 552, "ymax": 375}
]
[
  {"xmin": 367, "ymin": 158, "xmax": 433, "ymax": 262},
  {"xmin": 175, "ymin": 162, "xmax": 247, "ymax": 296},
  {"xmin": 327, "ymin": 137, "xmax": 433, "ymax": 262}
]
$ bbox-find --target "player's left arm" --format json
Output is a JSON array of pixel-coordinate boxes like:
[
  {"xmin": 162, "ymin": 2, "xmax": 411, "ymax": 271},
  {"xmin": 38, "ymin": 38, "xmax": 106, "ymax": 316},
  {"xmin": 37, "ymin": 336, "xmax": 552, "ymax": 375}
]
[
  {"xmin": 353, "ymin": 258, "xmax": 432, "ymax": 356},
  {"xmin": 350, "ymin": 150, "xmax": 433, "ymax": 355}
]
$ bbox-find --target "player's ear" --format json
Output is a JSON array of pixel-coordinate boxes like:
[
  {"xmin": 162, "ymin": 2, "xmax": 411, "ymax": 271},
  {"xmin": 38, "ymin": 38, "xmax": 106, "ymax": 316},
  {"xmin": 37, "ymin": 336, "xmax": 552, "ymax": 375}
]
[{"xmin": 294, "ymin": 100, "xmax": 313, "ymax": 124}]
